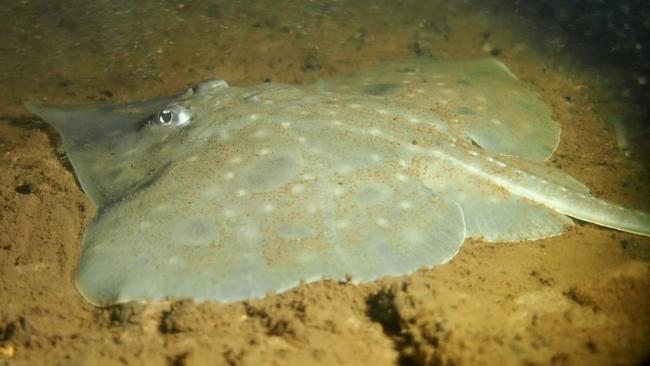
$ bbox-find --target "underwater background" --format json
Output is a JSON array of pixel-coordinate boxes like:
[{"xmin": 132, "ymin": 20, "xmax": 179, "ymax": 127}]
[{"xmin": 1, "ymin": 1, "xmax": 649, "ymax": 364}]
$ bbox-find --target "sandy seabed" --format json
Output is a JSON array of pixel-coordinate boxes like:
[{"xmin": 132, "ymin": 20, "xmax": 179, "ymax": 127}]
[{"xmin": 1, "ymin": 1, "xmax": 649, "ymax": 365}]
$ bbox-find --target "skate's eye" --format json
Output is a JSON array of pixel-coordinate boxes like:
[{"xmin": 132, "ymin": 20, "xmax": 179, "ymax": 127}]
[{"xmin": 156, "ymin": 105, "xmax": 192, "ymax": 127}]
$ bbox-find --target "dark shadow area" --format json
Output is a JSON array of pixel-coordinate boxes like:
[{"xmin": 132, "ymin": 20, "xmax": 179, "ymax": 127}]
[{"xmin": 366, "ymin": 288, "xmax": 422, "ymax": 366}]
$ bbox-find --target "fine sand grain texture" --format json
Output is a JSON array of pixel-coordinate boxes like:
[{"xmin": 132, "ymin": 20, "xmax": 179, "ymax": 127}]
[{"xmin": 1, "ymin": 1, "xmax": 649, "ymax": 365}]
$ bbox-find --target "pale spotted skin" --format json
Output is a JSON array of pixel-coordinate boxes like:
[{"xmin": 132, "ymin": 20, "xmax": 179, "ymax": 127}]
[{"xmin": 27, "ymin": 59, "xmax": 650, "ymax": 305}]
